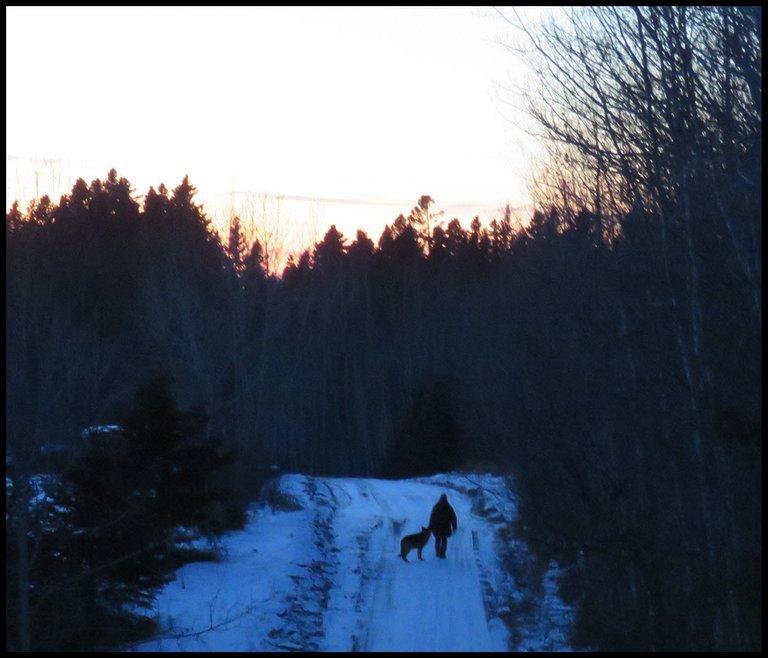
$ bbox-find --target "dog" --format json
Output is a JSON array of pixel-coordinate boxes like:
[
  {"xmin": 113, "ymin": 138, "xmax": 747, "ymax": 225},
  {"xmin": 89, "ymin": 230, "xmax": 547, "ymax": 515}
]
[{"xmin": 399, "ymin": 526, "xmax": 431, "ymax": 562}]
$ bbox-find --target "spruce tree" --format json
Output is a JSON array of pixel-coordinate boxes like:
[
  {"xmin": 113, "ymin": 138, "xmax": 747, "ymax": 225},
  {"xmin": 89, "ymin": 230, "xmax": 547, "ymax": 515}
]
[
  {"xmin": 43, "ymin": 376, "xmax": 245, "ymax": 650},
  {"xmin": 388, "ymin": 375, "xmax": 464, "ymax": 477}
]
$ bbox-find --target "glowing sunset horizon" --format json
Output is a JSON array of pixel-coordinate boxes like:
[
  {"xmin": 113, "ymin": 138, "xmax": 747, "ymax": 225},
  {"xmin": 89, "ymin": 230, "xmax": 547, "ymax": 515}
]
[{"xmin": 6, "ymin": 6, "xmax": 546, "ymax": 255}]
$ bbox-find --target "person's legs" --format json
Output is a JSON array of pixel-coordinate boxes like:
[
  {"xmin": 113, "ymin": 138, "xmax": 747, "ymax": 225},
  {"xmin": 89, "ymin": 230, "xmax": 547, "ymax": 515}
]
[{"xmin": 435, "ymin": 534, "xmax": 446, "ymax": 557}]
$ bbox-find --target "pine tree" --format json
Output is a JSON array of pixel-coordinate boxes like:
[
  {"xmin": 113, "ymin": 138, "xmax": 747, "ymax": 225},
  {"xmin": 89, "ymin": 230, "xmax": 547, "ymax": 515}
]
[
  {"xmin": 407, "ymin": 195, "xmax": 444, "ymax": 247},
  {"xmin": 227, "ymin": 214, "xmax": 247, "ymax": 273},
  {"xmin": 41, "ymin": 376, "xmax": 245, "ymax": 650},
  {"xmin": 313, "ymin": 224, "xmax": 348, "ymax": 271},
  {"xmin": 388, "ymin": 376, "xmax": 464, "ymax": 477}
]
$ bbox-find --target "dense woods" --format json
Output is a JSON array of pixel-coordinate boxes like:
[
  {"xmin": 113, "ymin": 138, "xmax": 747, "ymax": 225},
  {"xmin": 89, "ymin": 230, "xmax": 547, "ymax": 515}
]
[{"xmin": 6, "ymin": 5, "xmax": 760, "ymax": 652}]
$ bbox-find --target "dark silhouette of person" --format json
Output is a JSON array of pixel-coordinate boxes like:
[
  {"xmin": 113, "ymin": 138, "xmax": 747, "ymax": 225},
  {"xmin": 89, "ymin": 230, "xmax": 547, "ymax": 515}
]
[{"xmin": 429, "ymin": 493, "xmax": 458, "ymax": 559}]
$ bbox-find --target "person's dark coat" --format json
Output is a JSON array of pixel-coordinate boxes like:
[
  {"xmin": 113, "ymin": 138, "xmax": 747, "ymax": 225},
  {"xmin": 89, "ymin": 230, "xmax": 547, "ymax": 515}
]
[{"xmin": 429, "ymin": 493, "xmax": 458, "ymax": 537}]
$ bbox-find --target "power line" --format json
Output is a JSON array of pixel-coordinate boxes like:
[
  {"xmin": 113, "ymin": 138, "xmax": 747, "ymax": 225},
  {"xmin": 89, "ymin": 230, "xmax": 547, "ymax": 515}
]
[{"xmin": 213, "ymin": 189, "xmax": 523, "ymax": 214}]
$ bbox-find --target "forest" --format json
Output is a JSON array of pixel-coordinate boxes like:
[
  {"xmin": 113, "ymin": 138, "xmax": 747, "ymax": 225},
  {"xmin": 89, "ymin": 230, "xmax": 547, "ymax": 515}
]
[{"xmin": 6, "ymin": 6, "xmax": 761, "ymax": 653}]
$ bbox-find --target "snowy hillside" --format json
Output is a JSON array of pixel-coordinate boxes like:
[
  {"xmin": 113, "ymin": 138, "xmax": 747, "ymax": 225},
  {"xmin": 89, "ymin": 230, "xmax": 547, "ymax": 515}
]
[{"xmin": 130, "ymin": 473, "xmax": 573, "ymax": 652}]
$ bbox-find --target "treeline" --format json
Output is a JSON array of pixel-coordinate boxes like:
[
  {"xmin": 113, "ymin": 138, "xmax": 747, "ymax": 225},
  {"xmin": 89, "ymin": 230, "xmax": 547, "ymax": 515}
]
[
  {"xmin": 6, "ymin": 165, "xmax": 760, "ymax": 650},
  {"xmin": 6, "ymin": 179, "xmax": 531, "ymax": 481}
]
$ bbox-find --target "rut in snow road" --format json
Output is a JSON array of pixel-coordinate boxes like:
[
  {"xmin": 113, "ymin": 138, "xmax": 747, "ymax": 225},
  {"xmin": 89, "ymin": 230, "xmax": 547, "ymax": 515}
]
[
  {"xmin": 133, "ymin": 473, "xmax": 573, "ymax": 652},
  {"xmin": 317, "ymin": 477, "xmax": 508, "ymax": 652}
]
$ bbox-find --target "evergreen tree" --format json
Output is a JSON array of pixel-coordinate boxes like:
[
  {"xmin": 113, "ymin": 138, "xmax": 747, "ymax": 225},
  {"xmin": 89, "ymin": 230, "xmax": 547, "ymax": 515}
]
[
  {"xmin": 40, "ymin": 376, "xmax": 245, "ymax": 650},
  {"xmin": 313, "ymin": 224, "xmax": 348, "ymax": 271},
  {"xmin": 227, "ymin": 214, "xmax": 247, "ymax": 273},
  {"xmin": 388, "ymin": 375, "xmax": 464, "ymax": 477},
  {"xmin": 6, "ymin": 199, "xmax": 23, "ymax": 233},
  {"xmin": 389, "ymin": 222, "xmax": 423, "ymax": 265},
  {"xmin": 348, "ymin": 229, "xmax": 375, "ymax": 264},
  {"xmin": 407, "ymin": 194, "xmax": 444, "ymax": 247},
  {"xmin": 377, "ymin": 224, "xmax": 395, "ymax": 257},
  {"xmin": 444, "ymin": 218, "xmax": 468, "ymax": 257},
  {"xmin": 242, "ymin": 239, "xmax": 268, "ymax": 288}
]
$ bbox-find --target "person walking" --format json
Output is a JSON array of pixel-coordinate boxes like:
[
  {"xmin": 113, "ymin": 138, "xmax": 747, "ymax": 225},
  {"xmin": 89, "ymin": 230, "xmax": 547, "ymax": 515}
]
[{"xmin": 429, "ymin": 493, "xmax": 458, "ymax": 559}]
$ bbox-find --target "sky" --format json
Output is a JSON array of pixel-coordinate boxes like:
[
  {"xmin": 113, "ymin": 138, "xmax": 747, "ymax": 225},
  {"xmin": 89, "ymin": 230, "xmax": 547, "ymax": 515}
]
[
  {"xmin": 130, "ymin": 472, "xmax": 574, "ymax": 651},
  {"xmin": 6, "ymin": 6, "xmax": 549, "ymax": 252}
]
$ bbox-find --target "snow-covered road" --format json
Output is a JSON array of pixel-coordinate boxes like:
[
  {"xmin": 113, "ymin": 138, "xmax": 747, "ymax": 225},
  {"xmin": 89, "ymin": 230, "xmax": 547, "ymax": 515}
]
[
  {"xmin": 132, "ymin": 473, "xmax": 571, "ymax": 652},
  {"xmin": 319, "ymin": 477, "xmax": 506, "ymax": 651}
]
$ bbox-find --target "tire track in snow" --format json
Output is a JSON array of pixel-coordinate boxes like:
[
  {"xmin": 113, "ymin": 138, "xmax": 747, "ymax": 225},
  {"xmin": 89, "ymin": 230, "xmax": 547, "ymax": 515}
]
[
  {"xmin": 346, "ymin": 480, "xmax": 394, "ymax": 652},
  {"xmin": 472, "ymin": 528, "xmax": 498, "ymax": 623},
  {"xmin": 334, "ymin": 478, "xmax": 502, "ymax": 652},
  {"xmin": 134, "ymin": 473, "xmax": 572, "ymax": 652},
  {"xmin": 268, "ymin": 476, "xmax": 513, "ymax": 652},
  {"xmin": 265, "ymin": 477, "xmax": 340, "ymax": 651}
]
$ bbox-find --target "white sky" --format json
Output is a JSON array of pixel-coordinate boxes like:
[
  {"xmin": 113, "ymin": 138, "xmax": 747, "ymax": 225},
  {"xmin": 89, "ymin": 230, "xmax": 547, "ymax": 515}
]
[{"xmin": 6, "ymin": 6, "xmax": 548, "ymax": 251}]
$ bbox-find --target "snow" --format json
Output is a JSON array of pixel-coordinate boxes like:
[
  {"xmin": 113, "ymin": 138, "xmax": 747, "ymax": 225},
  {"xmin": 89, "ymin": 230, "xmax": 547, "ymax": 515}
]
[
  {"xmin": 80, "ymin": 424, "xmax": 121, "ymax": 440},
  {"xmin": 129, "ymin": 472, "xmax": 574, "ymax": 652}
]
